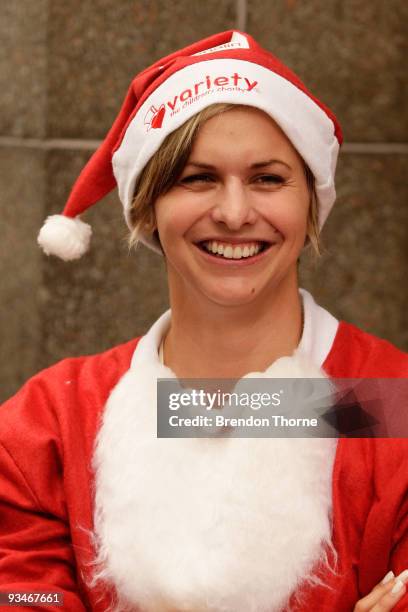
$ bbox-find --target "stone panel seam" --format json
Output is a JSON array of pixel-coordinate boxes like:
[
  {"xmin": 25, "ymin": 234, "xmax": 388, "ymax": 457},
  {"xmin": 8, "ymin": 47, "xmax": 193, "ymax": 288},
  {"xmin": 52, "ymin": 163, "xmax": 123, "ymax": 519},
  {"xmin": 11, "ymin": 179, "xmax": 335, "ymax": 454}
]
[
  {"xmin": 341, "ymin": 143, "xmax": 408, "ymax": 154},
  {"xmin": 0, "ymin": 137, "xmax": 102, "ymax": 151},
  {"xmin": 1, "ymin": 137, "xmax": 407, "ymax": 155},
  {"xmin": 236, "ymin": 0, "xmax": 247, "ymax": 31}
]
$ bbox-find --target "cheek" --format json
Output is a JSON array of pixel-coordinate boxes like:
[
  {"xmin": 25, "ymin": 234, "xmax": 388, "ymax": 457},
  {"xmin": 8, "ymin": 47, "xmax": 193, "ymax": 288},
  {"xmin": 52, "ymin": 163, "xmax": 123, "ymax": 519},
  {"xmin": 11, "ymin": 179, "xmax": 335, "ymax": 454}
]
[
  {"xmin": 154, "ymin": 200, "xmax": 176, "ymax": 236},
  {"xmin": 154, "ymin": 199, "xmax": 196, "ymax": 247},
  {"xmin": 265, "ymin": 200, "xmax": 309, "ymax": 239}
]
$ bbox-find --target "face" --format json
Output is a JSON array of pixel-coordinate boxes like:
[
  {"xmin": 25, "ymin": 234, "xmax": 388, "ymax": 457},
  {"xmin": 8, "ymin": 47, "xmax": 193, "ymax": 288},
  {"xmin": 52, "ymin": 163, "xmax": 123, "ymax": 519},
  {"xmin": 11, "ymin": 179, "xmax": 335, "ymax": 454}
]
[{"xmin": 154, "ymin": 106, "xmax": 310, "ymax": 308}]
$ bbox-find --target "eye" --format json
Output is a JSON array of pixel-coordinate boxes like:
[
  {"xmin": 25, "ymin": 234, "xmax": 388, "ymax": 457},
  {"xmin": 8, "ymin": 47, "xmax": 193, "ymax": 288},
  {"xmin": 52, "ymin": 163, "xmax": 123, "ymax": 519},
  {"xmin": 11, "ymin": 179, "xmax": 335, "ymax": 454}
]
[
  {"xmin": 254, "ymin": 174, "xmax": 285, "ymax": 184},
  {"xmin": 179, "ymin": 173, "xmax": 215, "ymax": 184}
]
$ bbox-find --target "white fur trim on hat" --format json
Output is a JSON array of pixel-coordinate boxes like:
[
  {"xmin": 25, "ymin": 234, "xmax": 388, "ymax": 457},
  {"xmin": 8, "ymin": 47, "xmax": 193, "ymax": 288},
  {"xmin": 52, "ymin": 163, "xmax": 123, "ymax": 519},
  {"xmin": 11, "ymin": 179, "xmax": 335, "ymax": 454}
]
[{"xmin": 37, "ymin": 215, "xmax": 92, "ymax": 261}]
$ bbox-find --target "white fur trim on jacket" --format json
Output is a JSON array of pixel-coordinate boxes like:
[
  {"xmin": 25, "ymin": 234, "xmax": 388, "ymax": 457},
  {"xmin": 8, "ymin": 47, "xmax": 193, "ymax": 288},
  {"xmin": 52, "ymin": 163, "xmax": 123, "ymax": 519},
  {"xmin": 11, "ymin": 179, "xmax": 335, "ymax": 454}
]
[{"xmin": 91, "ymin": 290, "xmax": 340, "ymax": 612}]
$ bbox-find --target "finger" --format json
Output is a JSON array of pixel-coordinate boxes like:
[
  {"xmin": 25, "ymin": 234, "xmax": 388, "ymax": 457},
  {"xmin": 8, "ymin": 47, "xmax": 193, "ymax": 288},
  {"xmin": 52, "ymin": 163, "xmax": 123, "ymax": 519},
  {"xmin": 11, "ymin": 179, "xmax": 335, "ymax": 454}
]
[
  {"xmin": 354, "ymin": 574, "xmax": 396, "ymax": 610},
  {"xmin": 371, "ymin": 579, "xmax": 406, "ymax": 611},
  {"xmin": 354, "ymin": 570, "xmax": 408, "ymax": 612},
  {"xmin": 395, "ymin": 569, "xmax": 408, "ymax": 585},
  {"xmin": 382, "ymin": 571, "xmax": 397, "ymax": 585}
]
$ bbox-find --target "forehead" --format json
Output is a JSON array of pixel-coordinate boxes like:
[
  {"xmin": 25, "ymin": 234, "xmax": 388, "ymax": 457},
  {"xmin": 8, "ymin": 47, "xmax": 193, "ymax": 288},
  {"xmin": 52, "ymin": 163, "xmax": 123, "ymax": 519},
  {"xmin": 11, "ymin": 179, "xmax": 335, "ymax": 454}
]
[{"xmin": 190, "ymin": 106, "xmax": 302, "ymax": 164}]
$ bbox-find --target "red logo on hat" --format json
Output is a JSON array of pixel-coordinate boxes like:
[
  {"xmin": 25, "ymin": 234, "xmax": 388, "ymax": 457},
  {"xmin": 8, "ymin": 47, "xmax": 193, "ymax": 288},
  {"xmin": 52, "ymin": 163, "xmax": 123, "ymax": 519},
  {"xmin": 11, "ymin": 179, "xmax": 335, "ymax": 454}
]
[{"xmin": 144, "ymin": 104, "xmax": 166, "ymax": 130}]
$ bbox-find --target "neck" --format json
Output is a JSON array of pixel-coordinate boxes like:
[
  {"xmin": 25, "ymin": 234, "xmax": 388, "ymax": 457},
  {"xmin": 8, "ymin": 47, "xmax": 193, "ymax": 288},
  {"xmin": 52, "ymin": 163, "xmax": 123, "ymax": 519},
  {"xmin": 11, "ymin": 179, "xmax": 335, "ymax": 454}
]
[{"xmin": 163, "ymin": 273, "xmax": 303, "ymax": 378}]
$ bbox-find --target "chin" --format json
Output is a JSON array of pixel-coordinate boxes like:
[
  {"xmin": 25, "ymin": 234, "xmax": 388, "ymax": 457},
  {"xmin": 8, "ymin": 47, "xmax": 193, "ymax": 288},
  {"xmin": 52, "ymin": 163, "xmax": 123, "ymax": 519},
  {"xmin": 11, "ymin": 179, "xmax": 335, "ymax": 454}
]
[{"xmin": 201, "ymin": 284, "xmax": 264, "ymax": 307}]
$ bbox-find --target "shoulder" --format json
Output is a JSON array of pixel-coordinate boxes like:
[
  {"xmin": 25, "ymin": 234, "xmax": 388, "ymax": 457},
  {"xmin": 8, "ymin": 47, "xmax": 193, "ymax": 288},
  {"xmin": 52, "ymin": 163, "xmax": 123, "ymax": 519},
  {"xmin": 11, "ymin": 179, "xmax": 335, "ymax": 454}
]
[
  {"xmin": 323, "ymin": 321, "xmax": 408, "ymax": 377},
  {"xmin": 0, "ymin": 337, "xmax": 143, "ymax": 518},
  {"xmin": 3, "ymin": 336, "xmax": 141, "ymax": 402},
  {"xmin": 0, "ymin": 337, "xmax": 143, "ymax": 451}
]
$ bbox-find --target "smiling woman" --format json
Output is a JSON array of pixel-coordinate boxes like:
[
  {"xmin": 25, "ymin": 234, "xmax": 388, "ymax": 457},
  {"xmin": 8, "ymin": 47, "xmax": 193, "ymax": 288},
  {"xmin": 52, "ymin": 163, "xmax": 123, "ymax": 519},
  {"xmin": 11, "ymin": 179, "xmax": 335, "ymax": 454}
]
[{"xmin": 1, "ymin": 30, "xmax": 408, "ymax": 612}]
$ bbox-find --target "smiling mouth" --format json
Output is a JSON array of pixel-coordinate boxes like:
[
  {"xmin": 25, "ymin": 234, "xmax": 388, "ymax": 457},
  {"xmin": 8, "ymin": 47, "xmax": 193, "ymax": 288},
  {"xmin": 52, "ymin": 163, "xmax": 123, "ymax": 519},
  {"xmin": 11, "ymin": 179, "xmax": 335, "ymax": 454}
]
[{"xmin": 197, "ymin": 240, "xmax": 272, "ymax": 260}]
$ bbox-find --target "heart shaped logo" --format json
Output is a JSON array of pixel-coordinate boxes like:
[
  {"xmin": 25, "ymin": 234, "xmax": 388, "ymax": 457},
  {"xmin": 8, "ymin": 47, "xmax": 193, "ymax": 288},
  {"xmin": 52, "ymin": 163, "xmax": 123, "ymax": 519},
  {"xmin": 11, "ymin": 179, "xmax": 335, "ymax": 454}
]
[{"xmin": 151, "ymin": 104, "xmax": 166, "ymax": 129}]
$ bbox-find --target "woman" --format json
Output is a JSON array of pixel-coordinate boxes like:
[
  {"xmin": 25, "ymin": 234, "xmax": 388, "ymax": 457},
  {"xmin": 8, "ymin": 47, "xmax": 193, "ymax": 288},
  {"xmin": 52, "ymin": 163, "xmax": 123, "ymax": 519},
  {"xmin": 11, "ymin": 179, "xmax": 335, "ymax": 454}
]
[{"xmin": 1, "ymin": 30, "xmax": 407, "ymax": 612}]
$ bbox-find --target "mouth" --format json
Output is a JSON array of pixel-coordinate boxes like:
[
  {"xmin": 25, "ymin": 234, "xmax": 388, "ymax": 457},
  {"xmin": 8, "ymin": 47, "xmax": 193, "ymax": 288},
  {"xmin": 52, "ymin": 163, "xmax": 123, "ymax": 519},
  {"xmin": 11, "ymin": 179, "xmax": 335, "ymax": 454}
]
[{"xmin": 196, "ymin": 240, "xmax": 273, "ymax": 261}]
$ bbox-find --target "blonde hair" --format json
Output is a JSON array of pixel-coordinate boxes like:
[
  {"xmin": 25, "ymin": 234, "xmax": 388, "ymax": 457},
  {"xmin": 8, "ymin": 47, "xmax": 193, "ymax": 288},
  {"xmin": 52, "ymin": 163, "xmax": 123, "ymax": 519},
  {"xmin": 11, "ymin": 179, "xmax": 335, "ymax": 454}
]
[{"xmin": 128, "ymin": 104, "xmax": 321, "ymax": 255}]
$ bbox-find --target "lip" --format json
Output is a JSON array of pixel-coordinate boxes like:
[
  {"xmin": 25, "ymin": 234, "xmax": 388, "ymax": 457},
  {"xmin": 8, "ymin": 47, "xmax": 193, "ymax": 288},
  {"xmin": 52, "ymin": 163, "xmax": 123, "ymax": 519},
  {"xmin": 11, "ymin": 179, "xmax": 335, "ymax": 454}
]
[{"xmin": 193, "ymin": 241, "xmax": 277, "ymax": 266}]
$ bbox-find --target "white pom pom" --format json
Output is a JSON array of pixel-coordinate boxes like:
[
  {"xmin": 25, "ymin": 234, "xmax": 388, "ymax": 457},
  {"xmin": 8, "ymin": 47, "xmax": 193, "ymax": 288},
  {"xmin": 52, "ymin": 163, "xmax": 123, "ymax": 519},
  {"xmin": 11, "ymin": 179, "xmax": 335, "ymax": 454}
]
[{"xmin": 37, "ymin": 215, "xmax": 92, "ymax": 261}]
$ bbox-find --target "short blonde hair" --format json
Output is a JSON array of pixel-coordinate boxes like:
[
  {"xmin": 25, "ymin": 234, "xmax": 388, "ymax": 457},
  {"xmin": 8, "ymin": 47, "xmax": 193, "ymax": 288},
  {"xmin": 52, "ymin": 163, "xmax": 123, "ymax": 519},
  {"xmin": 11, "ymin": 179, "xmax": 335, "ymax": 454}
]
[{"xmin": 128, "ymin": 104, "xmax": 321, "ymax": 255}]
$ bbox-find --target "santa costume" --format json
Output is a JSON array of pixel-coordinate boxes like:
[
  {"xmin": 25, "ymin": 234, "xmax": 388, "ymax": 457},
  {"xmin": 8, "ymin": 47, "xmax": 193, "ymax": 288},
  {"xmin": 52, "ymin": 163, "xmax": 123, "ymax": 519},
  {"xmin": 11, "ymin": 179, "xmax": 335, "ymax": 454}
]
[{"xmin": 1, "ymin": 31, "xmax": 407, "ymax": 612}]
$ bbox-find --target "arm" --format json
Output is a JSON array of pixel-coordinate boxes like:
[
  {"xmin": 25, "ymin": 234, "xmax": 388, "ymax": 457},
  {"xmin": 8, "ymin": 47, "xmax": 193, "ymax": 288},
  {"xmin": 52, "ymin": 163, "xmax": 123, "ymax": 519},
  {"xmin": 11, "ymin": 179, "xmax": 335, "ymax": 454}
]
[
  {"xmin": 0, "ymin": 440, "xmax": 88, "ymax": 611},
  {"xmin": 0, "ymin": 342, "xmax": 137, "ymax": 611},
  {"xmin": 353, "ymin": 440, "xmax": 408, "ymax": 612},
  {"xmin": 0, "ymin": 366, "xmax": 93, "ymax": 612}
]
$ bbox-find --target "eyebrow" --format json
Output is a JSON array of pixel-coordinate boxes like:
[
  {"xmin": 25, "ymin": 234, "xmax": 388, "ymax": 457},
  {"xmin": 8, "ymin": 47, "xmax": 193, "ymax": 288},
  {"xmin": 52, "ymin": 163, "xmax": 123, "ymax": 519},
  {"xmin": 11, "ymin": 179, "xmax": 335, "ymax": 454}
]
[{"xmin": 186, "ymin": 159, "xmax": 292, "ymax": 170}]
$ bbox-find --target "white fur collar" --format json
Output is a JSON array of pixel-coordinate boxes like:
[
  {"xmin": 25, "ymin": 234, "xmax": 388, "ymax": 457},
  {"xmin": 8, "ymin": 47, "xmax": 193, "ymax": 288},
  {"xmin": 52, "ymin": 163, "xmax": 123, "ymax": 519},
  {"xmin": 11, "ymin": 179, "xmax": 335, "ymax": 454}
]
[{"xmin": 91, "ymin": 290, "xmax": 339, "ymax": 611}]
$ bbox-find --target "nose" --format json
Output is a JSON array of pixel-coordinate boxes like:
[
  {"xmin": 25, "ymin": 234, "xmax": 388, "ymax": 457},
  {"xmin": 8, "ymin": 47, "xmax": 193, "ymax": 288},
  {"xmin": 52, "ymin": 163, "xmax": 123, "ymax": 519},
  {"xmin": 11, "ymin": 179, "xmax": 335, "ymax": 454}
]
[{"xmin": 210, "ymin": 179, "xmax": 257, "ymax": 231}]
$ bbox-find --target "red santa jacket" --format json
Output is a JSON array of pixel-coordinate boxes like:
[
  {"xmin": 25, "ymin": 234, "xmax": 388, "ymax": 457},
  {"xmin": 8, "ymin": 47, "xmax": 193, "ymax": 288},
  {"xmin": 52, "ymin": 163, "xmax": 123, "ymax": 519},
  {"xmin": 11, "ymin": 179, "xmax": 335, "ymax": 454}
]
[{"xmin": 0, "ymin": 317, "xmax": 407, "ymax": 611}]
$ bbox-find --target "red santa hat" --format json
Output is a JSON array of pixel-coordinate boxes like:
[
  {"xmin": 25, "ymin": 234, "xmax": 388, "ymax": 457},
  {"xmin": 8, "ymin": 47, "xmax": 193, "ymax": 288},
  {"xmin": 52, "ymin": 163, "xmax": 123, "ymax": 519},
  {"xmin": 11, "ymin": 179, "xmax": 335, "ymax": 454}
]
[{"xmin": 37, "ymin": 30, "xmax": 343, "ymax": 261}]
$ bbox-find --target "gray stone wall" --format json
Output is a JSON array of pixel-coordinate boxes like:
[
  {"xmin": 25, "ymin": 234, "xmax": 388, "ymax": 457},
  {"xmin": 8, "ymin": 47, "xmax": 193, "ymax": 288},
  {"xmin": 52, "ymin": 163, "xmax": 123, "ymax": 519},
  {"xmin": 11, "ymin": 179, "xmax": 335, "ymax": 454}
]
[{"xmin": 1, "ymin": 0, "xmax": 407, "ymax": 402}]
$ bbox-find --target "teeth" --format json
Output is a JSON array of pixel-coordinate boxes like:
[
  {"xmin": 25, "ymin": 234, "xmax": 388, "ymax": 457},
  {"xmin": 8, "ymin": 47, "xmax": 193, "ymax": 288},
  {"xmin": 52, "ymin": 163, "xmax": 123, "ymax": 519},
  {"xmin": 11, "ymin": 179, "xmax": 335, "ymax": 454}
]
[{"xmin": 203, "ymin": 241, "xmax": 264, "ymax": 260}]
